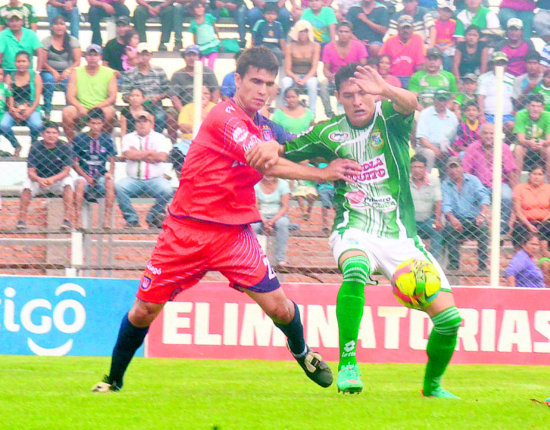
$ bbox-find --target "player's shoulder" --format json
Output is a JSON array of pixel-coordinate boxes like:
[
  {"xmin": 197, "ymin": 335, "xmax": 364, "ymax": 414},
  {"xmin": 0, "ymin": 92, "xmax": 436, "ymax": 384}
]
[{"xmin": 308, "ymin": 115, "xmax": 347, "ymax": 139}]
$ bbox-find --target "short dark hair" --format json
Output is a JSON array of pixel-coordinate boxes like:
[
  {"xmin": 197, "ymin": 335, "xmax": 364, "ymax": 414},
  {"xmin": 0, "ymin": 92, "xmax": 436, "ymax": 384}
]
[
  {"xmin": 411, "ymin": 154, "xmax": 427, "ymax": 165},
  {"xmin": 462, "ymin": 100, "xmax": 479, "ymax": 112},
  {"xmin": 263, "ymin": 2, "xmax": 279, "ymax": 14},
  {"xmin": 464, "ymin": 25, "xmax": 481, "ymax": 36},
  {"xmin": 337, "ymin": 20, "xmax": 352, "ymax": 31},
  {"xmin": 87, "ymin": 107, "xmax": 105, "ymax": 121},
  {"xmin": 335, "ymin": 62, "xmax": 359, "ymax": 92},
  {"xmin": 15, "ymin": 50, "xmax": 30, "ymax": 61},
  {"xmin": 527, "ymin": 93, "xmax": 545, "ymax": 105},
  {"xmin": 236, "ymin": 46, "xmax": 279, "ymax": 78},
  {"xmin": 42, "ymin": 121, "xmax": 60, "ymax": 131},
  {"xmin": 122, "ymin": 29, "xmax": 138, "ymax": 46}
]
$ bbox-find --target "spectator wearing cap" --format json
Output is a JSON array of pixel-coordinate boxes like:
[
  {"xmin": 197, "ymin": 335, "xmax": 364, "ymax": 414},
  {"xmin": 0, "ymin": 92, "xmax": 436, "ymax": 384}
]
[
  {"xmin": 0, "ymin": 1, "xmax": 38, "ymax": 32},
  {"xmin": 345, "ymin": 0, "xmax": 389, "ymax": 58},
  {"xmin": 102, "ymin": 16, "xmax": 132, "ymax": 75},
  {"xmin": 248, "ymin": 0, "xmax": 292, "ymax": 36},
  {"xmin": 0, "ymin": 10, "xmax": 45, "ymax": 73},
  {"xmin": 453, "ymin": 73, "xmax": 478, "ymax": 118},
  {"xmin": 433, "ymin": 1, "xmax": 456, "ymax": 72},
  {"xmin": 72, "ymin": 107, "xmax": 117, "ymax": 230},
  {"xmin": 410, "ymin": 154, "xmax": 444, "ymax": 260},
  {"xmin": 120, "ymin": 43, "xmax": 176, "ymax": 141},
  {"xmin": 513, "ymin": 93, "xmax": 550, "ymax": 178},
  {"xmin": 477, "ymin": 51, "xmax": 515, "ymax": 126},
  {"xmin": 16, "ymin": 122, "xmax": 75, "ymax": 231},
  {"xmin": 386, "ymin": 0, "xmax": 436, "ymax": 48},
  {"xmin": 462, "ymin": 122, "xmax": 518, "ymax": 234},
  {"xmin": 134, "ymin": 0, "xmax": 175, "ymax": 52},
  {"xmin": 251, "ymin": 2, "xmax": 285, "ymax": 65},
  {"xmin": 280, "ymin": 20, "xmax": 320, "ymax": 116},
  {"xmin": 498, "ymin": 0, "xmax": 536, "ymax": 38},
  {"xmin": 409, "ymin": 47, "xmax": 459, "ymax": 108},
  {"xmin": 62, "ymin": 44, "xmax": 117, "ymax": 143},
  {"xmin": 41, "ymin": 15, "xmax": 82, "ymax": 121},
  {"xmin": 496, "ymin": 18, "xmax": 536, "ymax": 77},
  {"xmin": 453, "ymin": 0, "xmax": 501, "ymax": 42},
  {"xmin": 379, "ymin": 15, "xmax": 426, "ymax": 88},
  {"xmin": 442, "ymin": 156, "xmax": 490, "ymax": 271},
  {"xmin": 319, "ymin": 20, "xmax": 368, "ymax": 118},
  {"xmin": 115, "ymin": 110, "xmax": 174, "ymax": 228},
  {"xmin": 47, "ymin": 1, "xmax": 80, "ymax": 38},
  {"xmin": 87, "ymin": 0, "xmax": 131, "ymax": 46},
  {"xmin": 452, "ymin": 25, "xmax": 489, "ymax": 82},
  {"xmin": 170, "ymin": 44, "xmax": 220, "ymax": 110},
  {"xmin": 416, "ymin": 89, "xmax": 459, "ymax": 175},
  {"xmin": 299, "ymin": 0, "xmax": 337, "ymax": 47},
  {"xmin": 512, "ymin": 51, "xmax": 543, "ymax": 110}
]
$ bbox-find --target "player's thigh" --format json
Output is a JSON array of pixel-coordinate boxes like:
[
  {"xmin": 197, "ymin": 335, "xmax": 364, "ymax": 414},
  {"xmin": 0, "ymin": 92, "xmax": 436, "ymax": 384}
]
[
  {"xmin": 329, "ymin": 228, "xmax": 376, "ymax": 271},
  {"xmin": 214, "ymin": 225, "xmax": 280, "ymax": 293},
  {"xmin": 377, "ymin": 236, "xmax": 452, "ymax": 292},
  {"xmin": 136, "ymin": 217, "xmax": 210, "ymax": 304}
]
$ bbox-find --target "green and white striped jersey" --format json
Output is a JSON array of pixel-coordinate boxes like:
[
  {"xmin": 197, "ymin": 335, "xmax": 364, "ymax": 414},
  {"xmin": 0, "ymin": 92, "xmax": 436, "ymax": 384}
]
[{"xmin": 285, "ymin": 100, "xmax": 416, "ymax": 239}]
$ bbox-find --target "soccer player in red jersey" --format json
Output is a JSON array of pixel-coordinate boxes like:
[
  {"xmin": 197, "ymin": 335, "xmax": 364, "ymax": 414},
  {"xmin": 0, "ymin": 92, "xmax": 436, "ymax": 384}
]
[{"xmin": 92, "ymin": 47, "xmax": 361, "ymax": 392}]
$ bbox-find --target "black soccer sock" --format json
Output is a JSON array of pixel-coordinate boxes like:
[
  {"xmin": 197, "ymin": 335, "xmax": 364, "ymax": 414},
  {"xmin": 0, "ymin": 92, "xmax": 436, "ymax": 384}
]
[
  {"xmin": 274, "ymin": 302, "xmax": 307, "ymax": 357},
  {"xmin": 108, "ymin": 313, "xmax": 149, "ymax": 388}
]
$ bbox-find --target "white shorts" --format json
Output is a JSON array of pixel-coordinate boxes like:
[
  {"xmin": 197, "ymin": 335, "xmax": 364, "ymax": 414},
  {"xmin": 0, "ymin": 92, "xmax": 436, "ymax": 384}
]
[
  {"xmin": 329, "ymin": 227, "xmax": 451, "ymax": 291},
  {"xmin": 22, "ymin": 176, "xmax": 74, "ymax": 198}
]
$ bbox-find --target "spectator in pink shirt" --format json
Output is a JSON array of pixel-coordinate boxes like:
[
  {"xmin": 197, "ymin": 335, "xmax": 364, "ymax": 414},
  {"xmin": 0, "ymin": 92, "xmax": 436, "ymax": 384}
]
[
  {"xmin": 379, "ymin": 15, "xmax": 426, "ymax": 88},
  {"xmin": 496, "ymin": 18, "xmax": 536, "ymax": 77},
  {"xmin": 462, "ymin": 122, "xmax": 519, "ymax": 233},
  {"xmin": 319, "ymin": 20, "xmax": 368, "ymax": 117}
]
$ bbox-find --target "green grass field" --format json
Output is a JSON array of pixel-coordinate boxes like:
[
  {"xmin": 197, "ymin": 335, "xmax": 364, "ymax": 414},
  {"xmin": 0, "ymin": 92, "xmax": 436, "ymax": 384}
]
[{"xmin": 0, "ymin": 356, "xmax": 549, "ymax": 430}]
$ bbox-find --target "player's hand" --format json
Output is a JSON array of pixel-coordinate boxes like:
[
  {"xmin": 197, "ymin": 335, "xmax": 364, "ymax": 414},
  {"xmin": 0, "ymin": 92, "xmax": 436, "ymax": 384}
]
[
  {"xmin": 322, "ymin": 158, "xmax": 362, "ymax": 183},
  {"xmin": 245, "ymin": 140, "xmax": 280, "ymax": 171},
  {"xmin": 350, "ymin": 65, "xmax": 389, "ymax": 97}
]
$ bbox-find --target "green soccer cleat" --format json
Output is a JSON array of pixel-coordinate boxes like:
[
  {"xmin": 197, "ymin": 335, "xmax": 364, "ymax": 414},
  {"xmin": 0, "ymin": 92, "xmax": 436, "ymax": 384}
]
[
  {"xmin": 292, "ymin": 345, "xmax": 333, "ymax": 388},
  {"xmin": 422, "ymin": 387, "xmax": 460, "ymax": 399},
  {"xmin": 91, "ymin": 375, "xmax": 121, "ymax": 393},
  {"xmin": 337, "ymin": 364, "xmax": 363, "ymax": 394}
]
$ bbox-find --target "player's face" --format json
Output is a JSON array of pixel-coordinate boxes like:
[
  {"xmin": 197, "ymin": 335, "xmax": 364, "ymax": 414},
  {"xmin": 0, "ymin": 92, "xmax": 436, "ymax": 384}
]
[
  {"xmin": 336, "ymin": 79, "xmax": 375, "ymax": 128},
  {"xmin": 234, "ymin": 66, "xmax": 277, "ymax": 117}
]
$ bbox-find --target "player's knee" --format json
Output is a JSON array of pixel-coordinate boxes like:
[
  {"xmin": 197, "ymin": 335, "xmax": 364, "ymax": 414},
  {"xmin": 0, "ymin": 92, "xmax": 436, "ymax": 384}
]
[
  {"xmin": 432, "ymin": 306, "xmax": 462, "ymax": 336},
  {"xmin": 341, "ymin": 254, "xmax": 370, "ymax": 287},
  {"xmin": 129, "ymin": 299, "xmax": 163, "ymax": 327},
  {"xmin": 264, "ymin": 299, "xmax": 294, "ymax": 325}
]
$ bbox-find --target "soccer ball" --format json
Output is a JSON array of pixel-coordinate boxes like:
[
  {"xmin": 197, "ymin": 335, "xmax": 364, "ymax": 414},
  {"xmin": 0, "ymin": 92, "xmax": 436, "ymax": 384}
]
[{"xmin": 391, "ymin": 259, "xmax": 441, "ymax": 309}]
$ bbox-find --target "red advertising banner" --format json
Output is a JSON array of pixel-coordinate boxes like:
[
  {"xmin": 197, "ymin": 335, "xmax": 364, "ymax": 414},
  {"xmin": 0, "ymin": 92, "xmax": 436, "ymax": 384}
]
[{"xmin": 146, "ymin": 283, "xmax": 550, "ymax": 365}]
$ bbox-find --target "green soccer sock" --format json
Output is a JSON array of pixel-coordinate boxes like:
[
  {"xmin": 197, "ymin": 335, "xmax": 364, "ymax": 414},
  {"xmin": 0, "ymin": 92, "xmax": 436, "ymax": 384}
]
[
  {"xmin": 423, "ymin": 306, "xmax": 462, "ymax": 395},
  {"xmin": 337, "ymin": 255, "xmax": 370, "ymax": 370}
]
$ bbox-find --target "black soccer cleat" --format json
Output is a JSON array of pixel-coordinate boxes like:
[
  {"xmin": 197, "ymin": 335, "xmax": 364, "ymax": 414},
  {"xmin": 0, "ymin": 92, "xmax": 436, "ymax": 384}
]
[{"xmin": 292, "ymin": 344, "xmax": 333, "ymax": 388}]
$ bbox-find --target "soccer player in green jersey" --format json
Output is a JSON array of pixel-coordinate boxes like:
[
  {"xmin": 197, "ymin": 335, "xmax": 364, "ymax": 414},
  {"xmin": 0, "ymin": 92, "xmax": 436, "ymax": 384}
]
[{"xmin": 249, "ymin": 63, "xmax": 462, "ymax": 397}]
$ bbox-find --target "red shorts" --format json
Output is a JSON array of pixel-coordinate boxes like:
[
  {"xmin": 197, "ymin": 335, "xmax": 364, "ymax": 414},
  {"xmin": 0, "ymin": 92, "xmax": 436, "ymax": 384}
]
[{"xmin": 137, "ymin": 215, "xmax": 280, "ymax": 303}]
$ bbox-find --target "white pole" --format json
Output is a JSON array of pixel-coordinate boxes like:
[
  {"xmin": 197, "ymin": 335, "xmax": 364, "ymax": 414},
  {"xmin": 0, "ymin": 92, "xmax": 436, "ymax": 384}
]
[
  {"xmin": 192, "ymin": 60, "xmax": 203, "ymax": 137},
  {"xmin": 490, "ymin": 65, "xmax": 505, "ymax": 287}
]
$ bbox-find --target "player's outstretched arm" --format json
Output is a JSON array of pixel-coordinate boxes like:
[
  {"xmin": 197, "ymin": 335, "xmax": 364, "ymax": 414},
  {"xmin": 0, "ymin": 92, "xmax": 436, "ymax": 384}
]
[
  {"xmin": 245, "ymin": 140, "xmax": 284, "ymax": 170},
  {"xmin": 263, "ymin": 157, "xmax": 361, "ymax": 183},
  {"xmin": 351, "ymin": 65, "xmax": 417, "ymax": 116}
]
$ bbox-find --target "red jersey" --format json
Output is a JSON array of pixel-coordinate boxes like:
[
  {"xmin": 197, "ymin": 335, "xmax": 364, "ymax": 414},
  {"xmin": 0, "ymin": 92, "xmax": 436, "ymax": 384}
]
[{"xmin": 169, "ymin": 99, "xmax": 268, "ymax": 225}]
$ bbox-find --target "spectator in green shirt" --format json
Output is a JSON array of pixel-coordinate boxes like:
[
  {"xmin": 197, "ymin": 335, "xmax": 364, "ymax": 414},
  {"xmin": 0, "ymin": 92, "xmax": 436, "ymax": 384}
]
[
  {"xmin": 0, "ymin": 0, "xmax": 38, "ymax": 32},
  {"xmin": 533, "ymin": 69, "xmax": 550, "ymax": 112},
  {"xmin": 409, "ymin": 47, "xmax": 458, "ymax": 108},
  {"xmin": 513, "ymin": 94, "xmax": 550, "ymax": 177},
  {"xmin": 0, "ymin": 10, "xmax": 45, "ymax": 73},
  {"xmin": 300, "ymin": 0, "xmax": 337, "ymax": 47}
]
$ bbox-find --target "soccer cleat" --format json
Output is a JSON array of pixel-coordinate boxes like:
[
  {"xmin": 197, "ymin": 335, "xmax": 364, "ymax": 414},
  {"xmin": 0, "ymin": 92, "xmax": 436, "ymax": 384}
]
[
  {"xmin": 91, "ymin": 375, "xmax": 120, "ymax": 393},
  {"xmin": 292, "ymin": 345, "xmax": 333, "ymax": 388},
  {"xmin": 422, "ymin": 387, "xmax": 459, "ymax": 399},
  {"xmin": 337, "ymin": 364, "xmax": 363, "ymax": 394}
]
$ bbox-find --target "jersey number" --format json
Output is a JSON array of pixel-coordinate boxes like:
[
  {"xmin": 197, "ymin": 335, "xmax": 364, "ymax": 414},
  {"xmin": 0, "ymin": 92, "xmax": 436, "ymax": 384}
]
[{"xmin": 264, "ymin": 257, "xmax": 276, "ymax": 280}]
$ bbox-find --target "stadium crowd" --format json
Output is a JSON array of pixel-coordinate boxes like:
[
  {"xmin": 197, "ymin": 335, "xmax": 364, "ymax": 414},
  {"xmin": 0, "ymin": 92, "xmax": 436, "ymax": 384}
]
[{"xmin": 1, "ymin": 0, "xmax": 550, "ymax": 282}]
